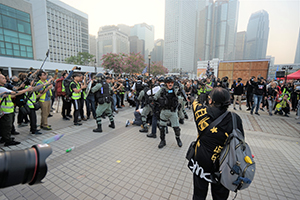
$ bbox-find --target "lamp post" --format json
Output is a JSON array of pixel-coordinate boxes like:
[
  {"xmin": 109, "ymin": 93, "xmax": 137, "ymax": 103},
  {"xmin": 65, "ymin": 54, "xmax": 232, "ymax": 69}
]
[
  {"xmin": 282, "ymin": 65, "xmax": 293, "ymax": 84},
  {"xmin": 94, "ymin": 58, "xmax": 97, "ymax": 73},
  {"xmin": 148, "ymin": 54, "xmax": 151, "ymax": 78}
]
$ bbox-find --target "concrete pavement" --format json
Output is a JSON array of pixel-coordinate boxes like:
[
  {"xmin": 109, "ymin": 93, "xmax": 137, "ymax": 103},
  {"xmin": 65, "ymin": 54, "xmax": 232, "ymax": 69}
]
[{"xmin": 0, "ymin": 101, "xmax": 299, "ymax": 200}]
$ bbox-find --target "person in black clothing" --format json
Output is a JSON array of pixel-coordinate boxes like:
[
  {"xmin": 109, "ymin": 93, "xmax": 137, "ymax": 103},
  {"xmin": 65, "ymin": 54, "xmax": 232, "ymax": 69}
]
[
  {"xmin": 250, "ymin": 77, "xmax": 266, "ymax": 115},
  {"xmin": 232, "ymin": 78, "xmax": 244, "ymax": 110},
  {"xmin": 245, "ymin": 76, "xmax": 255, "ymax": 111},
  {"xmin": 191, "ymin": 87, "xmax": 244, "ymax": 200},
  {"xmin": 266, "ymin": 82, "xmax": 278, "ymax": 116}
]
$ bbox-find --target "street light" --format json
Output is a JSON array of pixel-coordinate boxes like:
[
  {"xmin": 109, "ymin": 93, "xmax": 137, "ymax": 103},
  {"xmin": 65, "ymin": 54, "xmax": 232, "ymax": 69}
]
[
  {"xmin": 148, "ymin": 54, "xmax": 151, "ymax": 78},
  {"xmin": 94, "ymin": 58, "xmax": 97, "ymax": 73},
  {"xmin": 282, "ymin": 65, "xmax": 293, "ymax": 83}
]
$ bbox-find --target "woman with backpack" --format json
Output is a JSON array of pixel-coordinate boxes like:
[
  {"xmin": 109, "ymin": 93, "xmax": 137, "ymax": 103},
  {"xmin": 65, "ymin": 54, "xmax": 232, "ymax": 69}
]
[{"xmin": 190, "ymin": 87, "xmax": 244, "ymax": 200}]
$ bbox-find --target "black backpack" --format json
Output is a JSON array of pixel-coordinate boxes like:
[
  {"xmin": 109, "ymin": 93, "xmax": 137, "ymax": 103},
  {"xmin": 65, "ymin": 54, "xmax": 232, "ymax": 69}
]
[{"xmin": 63, "ymin": 79, "xmax": 73, "ymax": 97}]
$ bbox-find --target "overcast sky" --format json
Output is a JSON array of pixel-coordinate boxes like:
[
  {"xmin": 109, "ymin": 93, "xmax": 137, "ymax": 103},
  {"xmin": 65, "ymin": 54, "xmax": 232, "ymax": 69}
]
[{"xmin": 59, "ymin": 0, "xmax": 300, "ymax": 64}]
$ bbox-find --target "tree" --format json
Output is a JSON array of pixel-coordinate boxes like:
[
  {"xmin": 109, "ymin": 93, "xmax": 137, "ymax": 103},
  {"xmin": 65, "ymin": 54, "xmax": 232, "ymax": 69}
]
[
  {"xmin": 150, "ymin": 61, "xmax": 168, "ymax": 77},
  {"xmin": 65, "ymin": 52, "xmax": 95, "ymax": 65},
  {"xmin": 123, "ymin": 53, "xmax": 146, "ymax": 74},
  {"xmin": 101, "ymin": 53, "xmax": 123, "ymax": 74}
]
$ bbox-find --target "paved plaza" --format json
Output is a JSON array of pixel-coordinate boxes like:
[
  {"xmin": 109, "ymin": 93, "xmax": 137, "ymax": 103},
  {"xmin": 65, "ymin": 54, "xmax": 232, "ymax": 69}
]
[{"xmin": 0, "ymin": 101, "xmax": 300, "ymax": 200}]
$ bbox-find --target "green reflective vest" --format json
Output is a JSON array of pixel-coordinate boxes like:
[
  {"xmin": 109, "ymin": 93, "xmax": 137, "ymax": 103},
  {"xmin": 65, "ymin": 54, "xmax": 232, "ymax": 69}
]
[
  {"xmin": 0, "ymin": 87, "xmax": 14, "ymax": 114},
  {"xmin": 25, "ymin": 86, "xmax": 36, "ymax": 109},
  {"xmin": 36, "ymin": 80, "xmax": 52, "ymax": 102},
  {"xmin": 197, "ymin": 87, "xmax": 207, "ymax": 95},
  {"xmin": 70, "ymin": 82, "xmax": 81, "ymax": 100}
]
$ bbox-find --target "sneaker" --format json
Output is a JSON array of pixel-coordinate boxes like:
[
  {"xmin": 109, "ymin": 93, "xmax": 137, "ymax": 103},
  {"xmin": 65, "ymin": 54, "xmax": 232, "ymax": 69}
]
[
  {"xmin": 233, "ymin": 107, "xmax": 236, "ymax": 110},
  {"xmin": 284, "ymin": 114, "xmax": 289, "ymax": 117},
  {"xmin": 260, "ymin": 108, "xmax": 265, "ymax": 111},
  {"xmin": 125, "ymin": 120, "xmax": 130, "ymax": 127},
  {"xmin": 42, "ymin": 126, "xmax": 52, "ymax": 130},
  {"xmin": 121, "ymin": 105, "xmax": 125, "ymax": 107},
  {"xmin": 67, "ymin": 114, "xmax": 72, "ymax": 118},
  {"xmin": 63, "ymin": 117, "xmax": 70, "ymax": 120},
  {"xmin": 246, "ymin": 108, "xmax": 251, "ymax": 111},
  {"xmin": 11, "ymin": 131, "xmax": 20, "ymax": 135},
  {"xmin": 269, "ymin": 113, "xmax": 273, "ymax": 116},
  {"xmin": 82, "ymin": 117, "xmax": 87, "ymax": 121},
  {"xmin": 74, "ymin": 123, "xmax": 82, "ymax": 126},
  {"xmin": 255, "ymin": 112, "xmax": 260, "ymax": 116},
  {"xmin": 48, "ymin": 114, "xmax": 53, "ymax": 118},
  {"xmin": 4, "ymin": 140, "xmax": 21, "ymax": 146}
]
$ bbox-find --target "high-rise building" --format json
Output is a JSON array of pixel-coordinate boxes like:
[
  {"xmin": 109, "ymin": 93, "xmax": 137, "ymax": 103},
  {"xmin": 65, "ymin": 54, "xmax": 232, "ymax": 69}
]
[
  {"xmin": 195, "ymin": 0, "xmax": 239, "ymax": 64},
  {"xmin": 235, "ymin": 31, "xmax": 246, "ymax": 60},
  {"xmin": 117, "ymin": 24, "xmax": 131, "ymax": 36},
  {"xmin": 130, "ymin": 23, "xmax": 154, "ymax": 60},
  {"xmin": 295, "ymin": 28, "xmax": 300, "ymax": 63},
  {"xmin": 164, "ymin": 0, "xmax": 197, "ymax": 73},
  {"xmin": 0, "ymin": 0, "xmax": 34, "ymax": 60},
  {"xmin": 244, "ymin": 10, "xmax": 269, "ymax": 60},
  {"xmin": 212, "ymin": 0, "xmax": 239, "ymax": 61},
  {"xmin": 96, "ymin": 25, "xmax": 129, "ymax": 66},
  {"xmin": 151, "ymin": 39, "xmax": 164, "ymax": 63},
  {"xmin": 195, "ymin": 0, "xmax": 213, "ymax": 62},
  {"xmin": 89, "ymin": 34, "xmax": 96, "ymax": 57},
  {"xmin": 25, "ymin": 0, "xmax": 89, "ymax": 63},
  {"xmin": 129, "ymin": 36, "xmax": 144, "ymax": 56}
]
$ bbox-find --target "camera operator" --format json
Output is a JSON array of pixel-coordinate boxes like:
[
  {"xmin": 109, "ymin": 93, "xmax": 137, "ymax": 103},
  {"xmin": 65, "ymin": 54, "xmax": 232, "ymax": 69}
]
[
  {"xmin": 36, "ymin": 71, "xmax": 56, "ymax": 130},
  {"xmin": 55, "ymin": 66, "xmax": 77, "ymax": 120},
  {"xmin": 232, "ymin": 78, "xmax": 244, "ymax": 110},
  {"xmin": 250, "ymin": 76, "xmax": 266, "ymax": 115},
  {"xmin": 0, "ymin": 74, "xmax": 33, "ymax": 146},
  {"xmin": 16, "ymin": 73, "xmax": 30, "ymax": 127}
]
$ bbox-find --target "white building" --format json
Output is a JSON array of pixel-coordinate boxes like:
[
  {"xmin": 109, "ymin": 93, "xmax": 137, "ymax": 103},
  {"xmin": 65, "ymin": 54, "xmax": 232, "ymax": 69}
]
[
  {"xmin": 25, "ymin": 0, "xmax": 89, "ymax": 63},
  {"xmin": 130, "ymin": 23, "xmax": 154, "ymax": 61},
  {"xmin": 164, "ymin": 0, "xmax": 197, "ymax": 73},
  {"xmin": 96, "ymin": 26, "xmax": 129, "ymax": 66}
]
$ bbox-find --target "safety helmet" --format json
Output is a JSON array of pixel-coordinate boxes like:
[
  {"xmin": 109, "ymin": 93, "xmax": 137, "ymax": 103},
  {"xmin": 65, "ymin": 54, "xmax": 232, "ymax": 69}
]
[
  {"xmin": 95, "ymin": 73, "xmax": 105, "ymax": 81},
  {"xmin": 137, "ymin": 75, "xmax": 143, "ymax": 80},
  {"xmin": 164, "ymin": 76, "xmax": 174, "ymax": 83},
  {"xmin": 143, "ymin": 82, "xmax": 149, "ymax": 88},
  {"xmin": 158, "ymin": 76, "xmax": 165, "ymax": 82}
]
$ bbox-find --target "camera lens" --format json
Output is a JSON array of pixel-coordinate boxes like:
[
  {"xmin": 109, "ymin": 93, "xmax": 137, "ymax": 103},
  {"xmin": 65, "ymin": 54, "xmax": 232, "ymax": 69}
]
[{"xmin": 0, "ymin": 144, "xmax": 52, "ymax": 188}]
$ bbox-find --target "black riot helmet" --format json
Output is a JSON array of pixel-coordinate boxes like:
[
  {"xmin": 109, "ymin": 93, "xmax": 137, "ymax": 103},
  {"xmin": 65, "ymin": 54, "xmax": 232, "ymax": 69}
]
[
  {"xmin": 158, "ymin": 76, "xmax": 165, "ymax": 82},
  {"xmin": 164, "ymin": 76, "xmax": 174, "ymax": 83},
  {"xmin": 137, "ymin": 75, "xmax": 143, "ymax": 80},
  {"xmin": 95, "ymin": 73, "xmax": 105, "ymax": 82},
  {"xmin": 143, "ymin": 82, "xmax": 149, "ymax": 88}
]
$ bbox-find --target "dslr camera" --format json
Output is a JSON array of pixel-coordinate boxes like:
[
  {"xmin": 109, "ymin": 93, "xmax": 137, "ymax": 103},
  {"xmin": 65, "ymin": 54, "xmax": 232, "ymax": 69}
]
[
  {"xmin": 75, "ymin": 66, "xmax": 81, "ymax": 70},
  {"xmin": 0, "ymin": 144, "xmax": 52, "ymax": 188}
]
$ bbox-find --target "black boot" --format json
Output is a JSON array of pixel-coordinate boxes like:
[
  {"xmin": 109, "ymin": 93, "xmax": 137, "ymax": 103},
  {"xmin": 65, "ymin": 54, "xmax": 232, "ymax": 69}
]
[
  {"xmin": 139, "ymin": 126, "xmax": 148, "ymax": 133},
  {"xmin": 108, "ymin": 121, "xmax": 115, "ymax": 129},
  {"xmin": 179, "ymin": 118, "xmax": 184, "ymax": 124},
  {"xmin": 147, "ymin": 133, "xmax": 156, "ymax": 138},
  {"xmin": 184, "ymin": 114, "xmax": 189, "ymax": 119},
  {"xmin": 158, "ymin": 127, "xmax": 166, "ymax": 149},
  {"xmin": 174, "ymin": 127, "xmax": 182, "ymax": 147},
  {"xmin": 93, "ymin": 124, "xmax": 102, "ymax": 132},
  {"xmin": 176, "ymin": 136, "xmax": 182, "ymax": 147}
]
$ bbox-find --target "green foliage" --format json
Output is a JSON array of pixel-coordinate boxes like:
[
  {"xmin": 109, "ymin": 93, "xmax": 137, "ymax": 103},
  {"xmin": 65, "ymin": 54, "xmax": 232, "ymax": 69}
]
[
  {"xmin": 101, "ymin": 52, "xmax": 146, "ymax": 74},
  {"xmin": 150, "ymin": 61, "xmax": 169, "ymax": 76},
  {"xmin": 65, "ymin": 52, "xmax": 95, "ymax": 65}
]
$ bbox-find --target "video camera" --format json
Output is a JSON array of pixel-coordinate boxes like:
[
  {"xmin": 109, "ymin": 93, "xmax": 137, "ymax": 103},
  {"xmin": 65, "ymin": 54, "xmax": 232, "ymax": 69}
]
[{"xmin": 0, "ymin": 144, "xmax": 52, "ymax": 188}]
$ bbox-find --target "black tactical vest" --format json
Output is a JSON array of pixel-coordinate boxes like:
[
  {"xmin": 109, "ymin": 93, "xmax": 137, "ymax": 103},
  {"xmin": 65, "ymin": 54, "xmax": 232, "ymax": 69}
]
[
  {"xmin": 159, "ymin": 87, "xmax": 178, "ymax": 111},
  {"xmin": 95, "ymin": 81, "xmax": 110, "ymax": 104}
]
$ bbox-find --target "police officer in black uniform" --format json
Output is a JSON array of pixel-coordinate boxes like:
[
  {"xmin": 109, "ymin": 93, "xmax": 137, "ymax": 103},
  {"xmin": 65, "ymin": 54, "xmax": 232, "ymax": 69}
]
[
  {"xmin": 91, "ymin": 73, "xmax": 115, "ymax": 132},
  {"xmin": 134, "ymin": 75, "xmax": 144, "ymax": 110},
  {"xmin": 154, "ymin": 76, "xmax": 182, "ymax": 149}
]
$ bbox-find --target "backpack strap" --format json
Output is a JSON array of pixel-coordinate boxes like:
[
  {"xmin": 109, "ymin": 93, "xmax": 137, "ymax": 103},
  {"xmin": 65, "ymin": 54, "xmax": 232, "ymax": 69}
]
[{"xmin": 231, "ymin": 112, "xmax": 237, "ymax": 130}]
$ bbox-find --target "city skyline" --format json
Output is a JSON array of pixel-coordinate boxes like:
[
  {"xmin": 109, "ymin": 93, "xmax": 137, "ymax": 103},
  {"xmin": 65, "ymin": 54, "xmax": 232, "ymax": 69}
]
[{"xmin": 59, "ymin": 0, "xmax": 299, "ymax": 64}]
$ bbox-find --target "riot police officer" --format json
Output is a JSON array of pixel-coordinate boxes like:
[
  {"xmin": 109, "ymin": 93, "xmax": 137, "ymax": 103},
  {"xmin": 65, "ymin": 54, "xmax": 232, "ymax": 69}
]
[
  {"xmin": 91, "ymin": 73, "xmax": 115, "ymax": 132},
  {"xmin": 138, "ymin": 82, "xmax": 152, "ymax": 133},
  {"xmin": 133, "ymin": 75, "xmax": 144, "ymax": 110},
  {"xmin": 174, "ymin": 77, "xmax": 188, "ymax": 124},
  {"xmin": 154, "ymin": 76, "xmax": 182, "ymax": 149}
]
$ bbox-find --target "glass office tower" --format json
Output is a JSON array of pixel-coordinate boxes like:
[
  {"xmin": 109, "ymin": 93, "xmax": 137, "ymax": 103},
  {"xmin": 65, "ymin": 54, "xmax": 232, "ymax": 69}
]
[{"xmin": 0, "ymin": 3, "xmax": 33, "ymax": 59}]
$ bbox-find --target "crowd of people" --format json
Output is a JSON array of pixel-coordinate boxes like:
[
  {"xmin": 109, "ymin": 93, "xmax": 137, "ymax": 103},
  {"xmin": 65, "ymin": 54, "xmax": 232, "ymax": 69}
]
[{"xmin": 1, "ymin": 68, "xmax": 300, "ymax": 148}]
